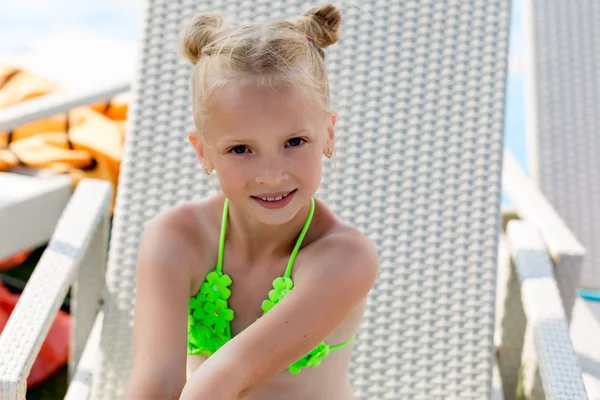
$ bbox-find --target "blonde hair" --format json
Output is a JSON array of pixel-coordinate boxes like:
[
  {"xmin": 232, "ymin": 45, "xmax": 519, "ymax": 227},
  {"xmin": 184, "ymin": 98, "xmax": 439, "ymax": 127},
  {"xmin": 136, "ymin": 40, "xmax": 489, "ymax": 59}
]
[{"xmin": 181, "ymin": 4, "xmax": 342, "ymax": 134}]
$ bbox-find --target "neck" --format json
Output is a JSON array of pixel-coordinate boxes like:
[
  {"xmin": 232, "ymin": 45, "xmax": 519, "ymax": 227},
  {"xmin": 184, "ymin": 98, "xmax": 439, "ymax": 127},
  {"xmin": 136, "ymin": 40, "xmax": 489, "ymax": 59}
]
[{"xmin": 225, "ymin": 198, "xmax": 314, "ymax": 264}]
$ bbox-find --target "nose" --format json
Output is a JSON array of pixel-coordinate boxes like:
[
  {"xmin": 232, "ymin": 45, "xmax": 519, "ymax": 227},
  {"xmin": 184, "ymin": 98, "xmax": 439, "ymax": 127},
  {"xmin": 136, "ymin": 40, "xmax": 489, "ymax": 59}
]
[{"xmin": 255, "ymin": 155, "xmax": 289, "ymax": 186}]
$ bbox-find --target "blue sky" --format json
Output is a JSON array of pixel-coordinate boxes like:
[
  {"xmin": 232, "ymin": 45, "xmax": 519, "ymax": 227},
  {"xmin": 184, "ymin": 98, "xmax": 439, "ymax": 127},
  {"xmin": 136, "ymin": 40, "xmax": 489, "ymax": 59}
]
[{"xmin": 0, "ymin": 0, "xmax": 142, "ymax": 54}]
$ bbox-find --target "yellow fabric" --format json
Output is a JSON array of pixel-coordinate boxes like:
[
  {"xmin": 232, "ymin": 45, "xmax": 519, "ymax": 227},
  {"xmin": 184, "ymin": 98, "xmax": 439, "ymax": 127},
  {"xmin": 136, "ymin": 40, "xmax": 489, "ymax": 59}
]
[{"xmin": 0, "ymin": 64, "xmax": 128, "ymax": 212}]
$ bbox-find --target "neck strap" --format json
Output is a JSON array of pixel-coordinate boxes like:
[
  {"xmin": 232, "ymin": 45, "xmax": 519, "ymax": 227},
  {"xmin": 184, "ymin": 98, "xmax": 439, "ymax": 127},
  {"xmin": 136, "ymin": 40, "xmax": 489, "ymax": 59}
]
[{"xmin": 215, "ymin": 197, "xmax": 316, "ymax": 276}]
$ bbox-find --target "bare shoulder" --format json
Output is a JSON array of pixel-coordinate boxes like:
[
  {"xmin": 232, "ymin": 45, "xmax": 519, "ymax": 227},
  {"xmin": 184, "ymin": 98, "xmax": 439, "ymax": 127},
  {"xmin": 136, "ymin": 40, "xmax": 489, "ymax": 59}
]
[
  {"xmin": 315, "ymin": 224, "xmax": 378, "ymax": 278},
  {"xmin": 138, "ymin": 196, "xmax": 223, "ymax": 281},
  {"xmin": 299, "ymin": 200, "xmax": 379, "ymax": 287},
  {"xmin": 140, "ymin": 203, "xmax": 202, "ymax": 272},
  {"xmin": 143, "ymin": 199, "xmax": 207, "ymax": 246}
]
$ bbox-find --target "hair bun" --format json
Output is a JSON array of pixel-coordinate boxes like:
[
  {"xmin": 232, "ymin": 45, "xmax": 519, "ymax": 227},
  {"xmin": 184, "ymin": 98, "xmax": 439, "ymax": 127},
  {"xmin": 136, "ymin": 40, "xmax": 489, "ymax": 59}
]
[
  {"xmin": 181, "ymin": 14, "xmax": 224, "ymax": 64},
  {"xmin": 297, "ymin": 4, "xmax": 342, "ymax": 48}
]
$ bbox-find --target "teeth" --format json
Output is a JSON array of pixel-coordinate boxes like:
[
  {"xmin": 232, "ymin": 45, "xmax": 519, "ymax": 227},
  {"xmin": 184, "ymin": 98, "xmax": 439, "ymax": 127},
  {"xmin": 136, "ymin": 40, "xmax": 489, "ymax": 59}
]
[{"xmin": 259, "ymin": 192, "xmax": 291, "ymax": 202}]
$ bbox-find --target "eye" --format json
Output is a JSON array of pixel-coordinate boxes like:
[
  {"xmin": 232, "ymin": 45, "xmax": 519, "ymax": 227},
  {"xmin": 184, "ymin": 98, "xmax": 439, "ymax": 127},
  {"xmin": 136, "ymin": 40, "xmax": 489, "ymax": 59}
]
[
  {"xmin": 229, "ymin": 145, "xmax": 249, "ymax": 155},
  {"xmin": 286, "ymin": 137, "xmax": 306, "ymax": 148}
]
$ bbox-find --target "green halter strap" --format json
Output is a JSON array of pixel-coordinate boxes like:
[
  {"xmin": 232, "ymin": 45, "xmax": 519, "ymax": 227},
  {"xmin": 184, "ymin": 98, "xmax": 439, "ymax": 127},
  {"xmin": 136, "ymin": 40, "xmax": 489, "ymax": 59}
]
[{"xmin": 215, "ymin": 197, "xmax": 316, "ymax": 275}]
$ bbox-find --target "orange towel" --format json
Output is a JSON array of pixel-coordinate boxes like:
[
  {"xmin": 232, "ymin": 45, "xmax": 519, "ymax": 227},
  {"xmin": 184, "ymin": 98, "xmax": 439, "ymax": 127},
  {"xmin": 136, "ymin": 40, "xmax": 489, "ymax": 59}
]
[
  {"xmin": 0, "ymin": 65, "xmax": 59, "ymax": 108},
  {"xmin": 0, "ymin": 64, "xmax": 128, "ymax": 212}
]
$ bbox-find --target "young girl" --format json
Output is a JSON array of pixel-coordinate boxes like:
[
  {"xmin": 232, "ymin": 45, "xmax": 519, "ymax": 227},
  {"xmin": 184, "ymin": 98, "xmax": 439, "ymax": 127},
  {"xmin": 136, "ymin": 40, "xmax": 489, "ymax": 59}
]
[{"xmin": 125, "ymin": 4, "xmax": 378, "ymax": 399}]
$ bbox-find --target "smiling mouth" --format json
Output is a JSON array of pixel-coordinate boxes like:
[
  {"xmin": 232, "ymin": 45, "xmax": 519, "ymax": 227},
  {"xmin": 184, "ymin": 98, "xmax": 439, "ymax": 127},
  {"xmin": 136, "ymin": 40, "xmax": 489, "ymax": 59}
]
[{"xmin": 251, "ymin": 189, "xmax": 297, "ymax": 202}]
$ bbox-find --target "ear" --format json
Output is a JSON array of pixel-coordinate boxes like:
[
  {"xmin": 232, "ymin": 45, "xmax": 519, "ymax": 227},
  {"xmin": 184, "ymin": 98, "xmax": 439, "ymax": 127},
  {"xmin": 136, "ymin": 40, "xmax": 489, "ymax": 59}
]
[
  {"xmin": 188, "ymin": 131, "xmax": 211, "ymax": 172},
  {"xmin": 324, "ymin": 112, "xmax": 336, "ymax": 154}
]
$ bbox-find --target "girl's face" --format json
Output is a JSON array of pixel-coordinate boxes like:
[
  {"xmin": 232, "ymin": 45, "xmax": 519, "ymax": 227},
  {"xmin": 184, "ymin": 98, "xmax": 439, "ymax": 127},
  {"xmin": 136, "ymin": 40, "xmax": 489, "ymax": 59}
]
[{"xmin": 190, "ymin": 80, "xmax": 335, "ymax": 226}]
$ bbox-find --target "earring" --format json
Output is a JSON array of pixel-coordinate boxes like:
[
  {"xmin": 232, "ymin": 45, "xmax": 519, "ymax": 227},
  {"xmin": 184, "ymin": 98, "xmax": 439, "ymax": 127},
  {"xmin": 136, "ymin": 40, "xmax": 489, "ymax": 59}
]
[{"xmin": 325, "ymin": 149, "xmax": 333, "ymax": 159}]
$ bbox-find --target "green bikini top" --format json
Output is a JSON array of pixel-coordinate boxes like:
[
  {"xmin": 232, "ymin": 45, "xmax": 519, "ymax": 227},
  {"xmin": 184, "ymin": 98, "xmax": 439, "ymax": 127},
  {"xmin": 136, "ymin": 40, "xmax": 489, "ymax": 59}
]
[{"xmin": 188, "ymin": 197, "xmax": 354, "ymax": 374}]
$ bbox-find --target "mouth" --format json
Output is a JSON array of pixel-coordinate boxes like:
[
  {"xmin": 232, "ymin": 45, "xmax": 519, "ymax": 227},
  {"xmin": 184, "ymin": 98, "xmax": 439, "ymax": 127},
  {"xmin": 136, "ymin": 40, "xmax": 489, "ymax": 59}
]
[
  {"xmin": 252, "ymin": 190, "xmax": 296, "ymax": 202},
  {"xmin": 251, "ymin": 189, "xmax": 297, "ymax": 209}
]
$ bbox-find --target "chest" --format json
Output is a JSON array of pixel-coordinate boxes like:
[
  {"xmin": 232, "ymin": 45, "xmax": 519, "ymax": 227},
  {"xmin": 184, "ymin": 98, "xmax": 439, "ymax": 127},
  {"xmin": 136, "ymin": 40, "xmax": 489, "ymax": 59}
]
[{"xmin": 215, "ymin": 256, "xmax": 294, "ymax": 337}]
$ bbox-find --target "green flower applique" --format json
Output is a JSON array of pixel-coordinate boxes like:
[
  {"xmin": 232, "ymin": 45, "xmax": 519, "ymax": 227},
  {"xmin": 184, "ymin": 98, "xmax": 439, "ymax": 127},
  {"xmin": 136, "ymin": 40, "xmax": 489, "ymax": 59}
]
[
  {"xmin": 189, "ymin": 294, "xmax": 207, "ymax": 319},
  {"xmin": 203, "ymin": 298, "xmax": 234, "ymax": 335},
  {"xmin": 261, "ymin": 277, "xmax": 294, "ymax": 313},
  {"xmin": 201, "ymin": 271, "xmax": 232, "ymax": 302},
  {"xmin": 188, "ymin": 269, "xmax": 235, "ymax": 355},
  {"xmin": 188, "ymin": 320, "xmax": 211, "ymax": 354},
  {"xmin": 288, "ymin": 342, "xmax": 331, "ymax": 374}
]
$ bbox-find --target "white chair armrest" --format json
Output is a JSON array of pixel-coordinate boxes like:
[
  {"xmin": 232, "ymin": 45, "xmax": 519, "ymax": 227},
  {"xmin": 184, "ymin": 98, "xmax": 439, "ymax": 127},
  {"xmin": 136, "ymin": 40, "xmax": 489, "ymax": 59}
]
[
  {"xmin": 506, "ymin": 220, "xmax": 588, "ymax": 400},
  {"xmin": 0, "ymin": 80, "xmax": 130, "ymax": 132},
  {"xmin": 503, "ymin": 149, "xmax": 585, "ymax": 321},
  {"xmin": 0, "ymin": 179, "xmax": 112, "ymax": 400}
]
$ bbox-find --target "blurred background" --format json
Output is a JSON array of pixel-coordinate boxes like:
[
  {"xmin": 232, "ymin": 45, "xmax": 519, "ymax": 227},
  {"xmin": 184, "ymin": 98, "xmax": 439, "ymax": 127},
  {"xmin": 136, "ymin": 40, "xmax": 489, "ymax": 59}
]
[
  {"xmin": 0, "ymin": 0, "xmax": 528, "ymax": 178},
  {"xmin": 1, "ymin": 2, "xmax": 140, "ymax": 398},
  {"xmin": 1, "ymin": 0, "xmax": 598, "ymax": 399}
]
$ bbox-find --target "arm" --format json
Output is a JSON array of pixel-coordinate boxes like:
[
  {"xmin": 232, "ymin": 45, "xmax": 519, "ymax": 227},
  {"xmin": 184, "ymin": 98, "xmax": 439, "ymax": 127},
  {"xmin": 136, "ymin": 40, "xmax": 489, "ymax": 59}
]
[
  {"xmin": 124, "ymin": 207, "xmax": 201, "ymax": 400},
  {"xmin": 180, "ymin": 229, "xmax": 379, "ymax": 400}
]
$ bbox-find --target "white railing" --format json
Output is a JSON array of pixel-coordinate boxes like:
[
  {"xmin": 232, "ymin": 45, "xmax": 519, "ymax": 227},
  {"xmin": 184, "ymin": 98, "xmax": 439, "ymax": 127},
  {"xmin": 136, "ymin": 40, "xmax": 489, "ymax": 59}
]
[{"xmin": 495, "ymin": 150, "xmax": 588, "ymax": 399}]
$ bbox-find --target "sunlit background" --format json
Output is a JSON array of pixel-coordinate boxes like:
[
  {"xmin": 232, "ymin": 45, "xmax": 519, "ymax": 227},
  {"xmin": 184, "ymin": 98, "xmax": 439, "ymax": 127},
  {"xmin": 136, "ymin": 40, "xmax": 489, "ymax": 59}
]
[{"xmin": 0, "ymin": 0, "xmax": 528, "ymax": 193}]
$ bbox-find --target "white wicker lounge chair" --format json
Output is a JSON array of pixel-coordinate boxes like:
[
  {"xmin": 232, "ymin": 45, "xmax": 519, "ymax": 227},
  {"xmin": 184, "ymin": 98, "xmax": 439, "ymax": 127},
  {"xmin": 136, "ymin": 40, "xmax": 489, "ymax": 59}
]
[
  {"xmin": 520, "ymin": 0, "xmax": 600, "ymax": 395},
  {"xmin": 499, "ymin": 150, "xmax": 588, "ymax": 399},
  {"xmin": 0, "ymin": 1, "xmax": 590, "ymax": 399}
]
